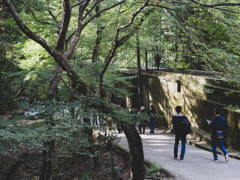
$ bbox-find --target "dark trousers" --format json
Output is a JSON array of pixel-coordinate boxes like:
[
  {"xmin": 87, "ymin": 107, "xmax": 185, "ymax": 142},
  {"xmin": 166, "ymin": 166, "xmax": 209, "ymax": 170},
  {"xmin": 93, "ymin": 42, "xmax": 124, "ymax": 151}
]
[
  {"xmin": 117, "ymin": 126, "xmax": 122, "ymax": 133},
  {"xmin": 174, "ymin": 134, "xmax": 186, "ymax": 159},
  {"xmin": 138, "ymin": 124, "xmax": 145, "ymax": 133}
]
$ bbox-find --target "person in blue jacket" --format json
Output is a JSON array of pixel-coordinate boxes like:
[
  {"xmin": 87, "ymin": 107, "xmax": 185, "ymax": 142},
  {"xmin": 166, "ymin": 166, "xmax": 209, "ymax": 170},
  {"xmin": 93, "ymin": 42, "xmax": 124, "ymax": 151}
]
[{"xmin": 209, "ymin": 107, "xmax": 229, "ymax": 162}]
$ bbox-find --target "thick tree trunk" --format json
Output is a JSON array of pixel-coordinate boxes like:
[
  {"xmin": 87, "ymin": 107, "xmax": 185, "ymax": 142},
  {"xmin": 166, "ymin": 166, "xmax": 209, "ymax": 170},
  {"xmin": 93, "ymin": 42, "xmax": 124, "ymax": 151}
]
[{"xmin": 121, "ymin": 124, "xmax": 145, "ymax": 180}]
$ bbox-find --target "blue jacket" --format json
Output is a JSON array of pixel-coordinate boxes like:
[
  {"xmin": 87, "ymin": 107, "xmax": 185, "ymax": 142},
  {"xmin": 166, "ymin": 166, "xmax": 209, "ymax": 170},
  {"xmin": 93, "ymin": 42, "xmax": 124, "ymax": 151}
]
[{"xmin": 210, "ymin": 116, "xmax": 229, "ymax": 139}]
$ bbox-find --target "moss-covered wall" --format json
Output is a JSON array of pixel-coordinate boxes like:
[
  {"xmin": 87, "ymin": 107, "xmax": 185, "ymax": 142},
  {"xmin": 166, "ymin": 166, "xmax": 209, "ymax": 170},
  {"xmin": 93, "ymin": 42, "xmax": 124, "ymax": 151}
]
[{"xmin": 125, "ymin": 70, "xmax": 240, "ymax": 150}]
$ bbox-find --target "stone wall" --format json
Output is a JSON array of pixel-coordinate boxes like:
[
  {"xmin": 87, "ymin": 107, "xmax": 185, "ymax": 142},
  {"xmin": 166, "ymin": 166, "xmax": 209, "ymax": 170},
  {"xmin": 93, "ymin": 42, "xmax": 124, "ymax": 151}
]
[{"xmin": 125, "ymin": 69, "xmax": 240, "ymax": 150}]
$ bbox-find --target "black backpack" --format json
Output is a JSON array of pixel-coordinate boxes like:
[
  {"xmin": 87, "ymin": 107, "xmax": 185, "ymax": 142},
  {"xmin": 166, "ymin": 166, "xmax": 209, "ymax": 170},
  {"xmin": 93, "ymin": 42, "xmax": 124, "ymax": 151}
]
[{"xmin": 180, "ymin": 117, "xmax": 191, "ymax": 135}]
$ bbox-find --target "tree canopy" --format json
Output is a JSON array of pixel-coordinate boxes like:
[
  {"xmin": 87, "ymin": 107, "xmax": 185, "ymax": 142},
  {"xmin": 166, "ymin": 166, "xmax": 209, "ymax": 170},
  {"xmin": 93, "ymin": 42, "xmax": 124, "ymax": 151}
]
[{"xmin": 1, "ymin": 0, "xmax": 240, "ymax": 179}]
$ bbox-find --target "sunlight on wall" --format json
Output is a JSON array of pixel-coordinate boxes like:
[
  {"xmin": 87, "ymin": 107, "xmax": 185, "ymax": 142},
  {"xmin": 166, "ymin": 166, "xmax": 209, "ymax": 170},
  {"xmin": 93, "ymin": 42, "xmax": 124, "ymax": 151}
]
[
  {"xmin": 126, "ymin": 95, "xmax": 130, "ymax": 110},
  {"xmin": 126, "ymin": 70, "xmax": 240, "ymax": 150}
]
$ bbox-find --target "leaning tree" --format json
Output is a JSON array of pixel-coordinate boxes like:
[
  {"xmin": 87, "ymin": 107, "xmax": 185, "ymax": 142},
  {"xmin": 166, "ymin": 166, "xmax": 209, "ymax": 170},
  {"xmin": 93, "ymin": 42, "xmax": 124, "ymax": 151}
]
[{"xmin": 2, "ymin": 0, "xmax": 154, "ymax": 179}]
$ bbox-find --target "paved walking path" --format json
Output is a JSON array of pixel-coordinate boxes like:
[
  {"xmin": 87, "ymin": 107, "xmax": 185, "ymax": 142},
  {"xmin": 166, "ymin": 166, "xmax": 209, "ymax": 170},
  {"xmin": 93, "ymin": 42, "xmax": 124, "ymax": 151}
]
[{"xmin": 117, "ymin": 128, "xmax": 240, "ymax": 180}]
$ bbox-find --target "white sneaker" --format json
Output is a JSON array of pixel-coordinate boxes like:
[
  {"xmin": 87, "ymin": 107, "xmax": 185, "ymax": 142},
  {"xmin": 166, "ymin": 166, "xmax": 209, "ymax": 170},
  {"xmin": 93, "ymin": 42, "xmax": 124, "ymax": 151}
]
[{"xmin": 225, "ymin": 154, "xmax": 229, "ymax": 162}]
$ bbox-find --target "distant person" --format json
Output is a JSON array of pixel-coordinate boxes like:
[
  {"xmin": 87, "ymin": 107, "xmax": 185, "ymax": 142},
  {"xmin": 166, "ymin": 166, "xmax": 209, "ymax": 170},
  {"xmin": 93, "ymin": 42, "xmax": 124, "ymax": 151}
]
[
  {"xmin": 148, "ymin": 105, "xmax": 156, "ymax": 134},
  {"xmin": 209, "ymin": 107, "xmax": 229, "ymax": 162},
  {"xmin": 130, "ymin": 106, "xmax": 137, "ymax": 115},
  {"xmin": 172, "ymin": 106, "xmax": 191, "ymax": 161},
  {"xmin": 138, "ymin": 106, "xmax": 146, "ymax": 134},
  {"xmin": 116, "ymin": 121, "xmax": 122, "ymax": 134},
  {"xmin": 130, "ymin": 106, "xmax": 137, "ymax": 124}
]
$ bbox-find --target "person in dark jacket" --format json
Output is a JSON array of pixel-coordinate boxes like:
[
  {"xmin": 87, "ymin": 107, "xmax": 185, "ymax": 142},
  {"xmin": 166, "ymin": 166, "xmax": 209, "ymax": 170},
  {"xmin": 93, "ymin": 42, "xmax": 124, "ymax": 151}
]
[
  {"xmin": 130, "ymin": 106, "xmax": 137, "ymax": 115},
  {"xmin": 130, "ymin": 106, "xmax": 137, "ymax": 125},
  {"xmin": 209, "ymin": 107, "xmax": 229, "ymax": 162},
  {"xmin": 172, "ymin": 106, "xmax": 190, "ymax": 160},
  {"xmin": 148, "ymin": 105, "xmax": 156, "ymax": 134}
]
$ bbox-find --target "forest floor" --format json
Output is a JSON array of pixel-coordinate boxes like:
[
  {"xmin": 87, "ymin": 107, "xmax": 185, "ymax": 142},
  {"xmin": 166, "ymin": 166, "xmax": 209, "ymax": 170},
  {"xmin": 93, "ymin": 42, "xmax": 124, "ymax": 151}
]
[
  {"xmin": 0, "ymin": 111, "xmax": 175, "ymax": 180},
  {"xmin": 0, "ymin": 141, "xmax": 130, "ymax": 180},
  {"xmin": 0, "ymin": 115, "xmax": 174, "ymax": 180},
  {"xmin": 0, "ymin": 139, "xmax": 175, "ymax": 180}
]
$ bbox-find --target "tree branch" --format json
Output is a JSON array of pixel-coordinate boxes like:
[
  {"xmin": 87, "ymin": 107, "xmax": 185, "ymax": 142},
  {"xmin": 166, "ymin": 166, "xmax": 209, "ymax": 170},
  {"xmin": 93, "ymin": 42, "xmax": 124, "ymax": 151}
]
[
  {"xmin": 55, "ymin": 0, "xmax": 71, "ymax": 51},
  {"xmin": 190, "ymin": 0, "xmax": 240, "ymax": 7},
  {"xmin": 65, "ymin": 30, "xmax": 76, "ymax": 50},
  {"xmin": 82, "ymin": 0, "xmax": 104, "ymax": 20},
  {"xmin": 118, "ymin": 0, "xmax": 149, "ymax": 30},
  {"xmin": 61, "ymin": 77, "xmax": 69, "ymax": 88},
  {"xmin": 118, "ymin": 8, "xmax": 154, "ymax": 47},
  {"xmin": 82, "ymin": 0, "xmax": 126, "ymax": 28},
  {"xmin": 55, "ymin": 0, "xmax": 87, "ymax": 22},
  {"xmin": 187, "ymin": 0, "xmax": 239, "ymax": 13},
  {"xmin": 65, "ymin": 0, "xmax": 91, "ymax": 59},
  {"xmin": 148, "ymin": 3, "xmax": 179, "ymax": 13},
  {"xmin": 211, "ymin": 13, "xmax": 240, "ymax": 29},
  {"xmin": 16, "ymin": 1, "xmax": 55, "ymax": 25},
  {"xmin": 71, "ymin": 0, "xmax": 87, "ymax": 8},
  {"xmin": 165, "ymin": 8, "xmax": 193, "ymax": 36},
  {"xmin": 98, "ymin": 0, "xmax": 151, "ymax": 98},
  {"xmin": 101, "ymin": 1, "xmax": 151, "ymax": 76},
  {"xmin": 47, "ymin": 0, "xmax": 58, "ymax": 23},
  {"xmin": 152, "ymin": 1, "xmax": 239, "ymax": 14},
  {"xmin": 3, "ymin": 0, "xmax": 57, "ymax": 57}
]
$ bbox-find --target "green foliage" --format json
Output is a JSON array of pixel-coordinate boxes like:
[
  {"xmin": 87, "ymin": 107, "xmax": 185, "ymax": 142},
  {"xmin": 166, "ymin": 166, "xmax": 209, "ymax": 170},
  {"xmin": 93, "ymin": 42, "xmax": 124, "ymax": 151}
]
[
  {"xmin": 0, "ymin": 56, "xmax": 25, "ymax": 112},
  {"xmin": 145, "ymin": 162, "xmax": 160, "ymax": 176},
  {"xmin": 2, "ymin": 0, "xmax": 240, "ymax": 178},
  {"xmin": 228, "ymin": 104, "xmax": 240, "ymax": 110},
  {"xmin": 108, "ymin": 166, "xmax": 121, "ymax": 179}
]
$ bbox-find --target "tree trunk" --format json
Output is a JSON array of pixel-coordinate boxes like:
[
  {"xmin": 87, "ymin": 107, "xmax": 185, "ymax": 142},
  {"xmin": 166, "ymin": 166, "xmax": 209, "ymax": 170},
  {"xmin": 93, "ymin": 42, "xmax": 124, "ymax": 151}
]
[
  {"xmin": 155, "ymin": 46, "xmax": 161, "ymax": 69},
  {"xmin": 48, "ymin": 65, "xmax": 62, "ymax": 99},
  {"xmin": 92, "ymin": 25, "xmax": 105, "ymax": 63},
  {"xmin": 39, "ymin": 139, "xmax": 55, "ymax": 180},
  {"xmin": 3, "ymin": 2, "xmax": 151, "ymax": 180},
  {"xmin": 121, "ymin": 124, "xmax": 145, "ymax": 180},
  {"xmin": 67, "ymin": 94, "xmax": 75, "ymax": 119},
  {"xmin": 28, "ymin": 91, "xmax": 36, "ymax": 104},
  {"xmin": 39, "ymin": 64, "xmax": 62, "ymax": 180},
  {"xmin": 83, "ymin": 117, "xmax": 93, "ymax": 140},
  {"xmin": 145, "ymin": 50, "xmax": 148, "ymax": 70},
  {"xmin": 137, "ymin": 34, "xmax": 143, "ymax": 106}
]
